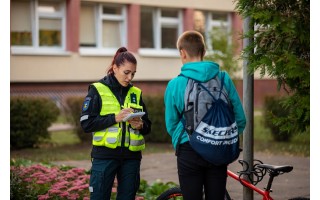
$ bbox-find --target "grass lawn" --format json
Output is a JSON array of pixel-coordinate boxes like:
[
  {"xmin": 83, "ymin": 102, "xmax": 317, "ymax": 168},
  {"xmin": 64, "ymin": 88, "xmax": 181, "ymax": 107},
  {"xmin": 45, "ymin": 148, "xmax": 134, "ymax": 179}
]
[{"xmin": 252, "ymin": 115, "xmax": 310, "ymax": 157}]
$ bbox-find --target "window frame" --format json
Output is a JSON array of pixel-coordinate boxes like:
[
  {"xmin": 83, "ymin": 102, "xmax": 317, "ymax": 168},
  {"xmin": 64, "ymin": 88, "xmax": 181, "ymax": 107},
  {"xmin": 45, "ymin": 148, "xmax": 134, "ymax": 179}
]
[
  {"xmin": 138, "ymin": 7, "xmax": 182, "ymax": 57},
  {"xmin": 79, "ymin": 3, "xmax": 127, "ymax": 56},
  {"xmin": 11, "ymin": 0, "xmax": 68, "ymax": 56},
  {"xmin": 204, "ymin": 11, "xmax": 232, "ymax": 52}
]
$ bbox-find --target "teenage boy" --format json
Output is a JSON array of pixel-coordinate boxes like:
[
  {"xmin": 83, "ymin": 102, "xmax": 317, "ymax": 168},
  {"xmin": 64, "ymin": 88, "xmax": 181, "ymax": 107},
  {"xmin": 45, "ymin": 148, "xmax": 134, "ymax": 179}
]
[{"xmin": 164, "ymin": 30, "xmax": 246, "ymax": 200}]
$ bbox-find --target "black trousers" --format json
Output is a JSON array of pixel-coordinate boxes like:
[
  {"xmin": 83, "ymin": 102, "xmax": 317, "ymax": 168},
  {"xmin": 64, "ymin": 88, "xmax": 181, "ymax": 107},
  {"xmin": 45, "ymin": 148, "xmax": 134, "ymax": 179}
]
[
  {"xmin": 89, "ymin": 158, "xmax": 141, "ymax": 200},
  {"xmin": 177, "ymin": 142, "xmax": 227, "ymax": 200}
]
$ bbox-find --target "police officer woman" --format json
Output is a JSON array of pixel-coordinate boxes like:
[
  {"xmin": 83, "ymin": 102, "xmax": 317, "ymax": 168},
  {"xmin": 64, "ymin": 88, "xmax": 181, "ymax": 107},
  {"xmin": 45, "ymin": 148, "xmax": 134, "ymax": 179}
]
[{"xmin": 80, "ymin": 47, "xmax": 152, "ymax": 200}]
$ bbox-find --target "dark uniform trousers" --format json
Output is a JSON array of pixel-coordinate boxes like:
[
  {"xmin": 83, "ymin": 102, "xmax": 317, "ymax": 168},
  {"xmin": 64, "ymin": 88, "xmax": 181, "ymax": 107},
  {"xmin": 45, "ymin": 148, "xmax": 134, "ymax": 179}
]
[{"xmin": 89, "ymin": 158, "xmax": 141, "ymax": 200}]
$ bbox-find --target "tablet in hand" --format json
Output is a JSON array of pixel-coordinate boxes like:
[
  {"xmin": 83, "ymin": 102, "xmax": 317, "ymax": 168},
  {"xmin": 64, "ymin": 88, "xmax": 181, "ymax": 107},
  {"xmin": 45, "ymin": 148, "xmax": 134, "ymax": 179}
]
[{"xmin": 122, "ymin": 112, "xmax": 145, "ymax": 122}]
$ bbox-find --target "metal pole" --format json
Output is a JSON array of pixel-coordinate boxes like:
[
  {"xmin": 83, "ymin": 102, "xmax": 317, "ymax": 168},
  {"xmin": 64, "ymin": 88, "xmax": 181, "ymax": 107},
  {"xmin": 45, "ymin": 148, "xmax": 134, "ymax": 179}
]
[{"xmin": 243, "ymin": 16, "xmax": 254, "ymax": 200}]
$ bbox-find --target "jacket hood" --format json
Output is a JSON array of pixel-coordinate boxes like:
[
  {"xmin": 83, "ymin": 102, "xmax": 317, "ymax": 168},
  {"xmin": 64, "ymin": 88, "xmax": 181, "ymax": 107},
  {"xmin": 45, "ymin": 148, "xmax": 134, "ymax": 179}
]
[{"xmin": 180, "ymin": 61, "xmax": 220, "ymax": 82}]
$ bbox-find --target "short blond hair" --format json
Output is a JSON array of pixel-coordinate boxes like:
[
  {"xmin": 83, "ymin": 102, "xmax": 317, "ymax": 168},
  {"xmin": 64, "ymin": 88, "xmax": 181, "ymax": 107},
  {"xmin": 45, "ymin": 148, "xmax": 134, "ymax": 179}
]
[{"xmin": 176, "ymin": 31, "xmax": 206, "ymax": 58}]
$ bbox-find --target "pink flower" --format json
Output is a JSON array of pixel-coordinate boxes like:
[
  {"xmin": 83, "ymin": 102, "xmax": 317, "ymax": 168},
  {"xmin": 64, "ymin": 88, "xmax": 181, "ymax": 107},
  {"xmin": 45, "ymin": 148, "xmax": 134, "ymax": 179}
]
[
  {"xmin": 70, "ymin": 168, "xmax": 86, "ymax": 174},
  {"xmin": 68, "ymin": 184, "xmax": 89, "ymax": 192},
  {"xmin": 36, "ymin": 180, "xmax": 46, "ymax": 184},
  {"xmin": 51, "ymin": 180, "xmax": 69, "ymax": 190},
  {"xmin": 11, "ymin": 163, "xmax": 93, "ymax": 200},
  {"xmin": 68, "ymin": 193, "xmax": 80, "ymax": 200},
  {"xmin": 38, "ymin": 194, "xmax": 50, "ymax": 200},
  {"xmin": 23, "ymin": 178, "xmax": 33, "ymax": 182},
  {"xmin": 48, "ymin": 189, "xmax": 63, "ymax": 195},
  {"xmin": 59, "ymin": 191, "xmax": 69, "ymax": 197}
]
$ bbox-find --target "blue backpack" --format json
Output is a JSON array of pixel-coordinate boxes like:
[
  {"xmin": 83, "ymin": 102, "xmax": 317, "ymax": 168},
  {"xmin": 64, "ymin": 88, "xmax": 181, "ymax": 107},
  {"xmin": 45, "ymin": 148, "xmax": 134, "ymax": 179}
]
[{"xmin": 179, "ymin": 72, "xmax": 240, "ymax": 166}]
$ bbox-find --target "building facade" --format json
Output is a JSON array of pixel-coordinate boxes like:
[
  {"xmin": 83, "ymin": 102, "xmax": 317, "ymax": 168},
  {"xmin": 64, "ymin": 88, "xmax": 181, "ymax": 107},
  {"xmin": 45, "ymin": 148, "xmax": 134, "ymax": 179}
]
[{"xmin": 10, "ymin": 0, "xmax": 285, "ymax": 108}]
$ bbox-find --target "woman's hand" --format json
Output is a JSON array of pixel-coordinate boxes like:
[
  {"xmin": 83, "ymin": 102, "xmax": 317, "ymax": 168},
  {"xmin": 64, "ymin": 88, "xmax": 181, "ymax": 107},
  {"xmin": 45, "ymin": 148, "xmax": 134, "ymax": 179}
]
[
  {"xmin": 115, "ymin": 108, "xmax": 134, "ymax": 123},
  {"xmin": 128, "ymin": 117, "xmax": 143, "ymax": 130}
]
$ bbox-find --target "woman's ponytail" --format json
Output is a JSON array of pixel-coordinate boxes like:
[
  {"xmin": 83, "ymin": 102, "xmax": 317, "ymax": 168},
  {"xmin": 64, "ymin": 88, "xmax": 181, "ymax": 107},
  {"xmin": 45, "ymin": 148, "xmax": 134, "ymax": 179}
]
[{"xmin": 107, "ymin": 47, "xmax": 136, "ymax": 74}]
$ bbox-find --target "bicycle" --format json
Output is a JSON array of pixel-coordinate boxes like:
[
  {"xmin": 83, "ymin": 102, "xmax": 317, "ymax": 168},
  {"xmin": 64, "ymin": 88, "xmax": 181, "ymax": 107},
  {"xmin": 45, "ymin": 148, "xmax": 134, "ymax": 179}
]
[{"xmin": 156, "ymin": 159, "xmax": 309, "ymax": 200}]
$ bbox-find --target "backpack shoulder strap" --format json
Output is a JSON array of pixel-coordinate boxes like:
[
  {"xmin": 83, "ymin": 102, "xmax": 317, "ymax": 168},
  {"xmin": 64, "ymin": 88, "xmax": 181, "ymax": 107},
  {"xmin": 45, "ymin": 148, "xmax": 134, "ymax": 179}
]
[
  {"xmin": 219, "ymin": 71, "xmax": 226, "ymax": 99},
  {"xmin": 197, "ymin": 82, "xmax": 217, "ymax": 101}
]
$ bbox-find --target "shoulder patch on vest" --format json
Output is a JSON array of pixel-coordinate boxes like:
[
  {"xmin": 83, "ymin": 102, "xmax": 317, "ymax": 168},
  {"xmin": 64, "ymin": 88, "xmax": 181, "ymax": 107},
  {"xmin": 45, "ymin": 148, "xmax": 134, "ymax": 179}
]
[{"xmin": 82, "ymin": 97, "xmax": 91, "ymax": 112}]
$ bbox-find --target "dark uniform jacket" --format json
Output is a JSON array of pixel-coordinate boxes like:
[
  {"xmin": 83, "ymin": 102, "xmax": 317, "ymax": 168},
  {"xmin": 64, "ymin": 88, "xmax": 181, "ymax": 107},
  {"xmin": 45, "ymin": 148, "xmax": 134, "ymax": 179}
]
[{"xmin": 80, "ymin": 74, "xmax": 152, "ymax": 160}]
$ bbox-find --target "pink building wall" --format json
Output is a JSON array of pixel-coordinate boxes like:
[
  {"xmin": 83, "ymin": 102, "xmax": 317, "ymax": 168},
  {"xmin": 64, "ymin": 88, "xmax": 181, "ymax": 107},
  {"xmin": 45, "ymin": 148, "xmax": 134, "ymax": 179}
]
[
  {"xmin": 66, "ymin": 0, "xmax": 80, "ymax": 52},
  {"xmin": 183, "ymin": 8, "xmax": 194, "ymax": 31},
  {"xmin": 127, "ymin": 4, "xmax": 140, "ymax": 53},
  {"xmin": 231, "ymin": 12, "xmax": 243, "ymax": 54}
]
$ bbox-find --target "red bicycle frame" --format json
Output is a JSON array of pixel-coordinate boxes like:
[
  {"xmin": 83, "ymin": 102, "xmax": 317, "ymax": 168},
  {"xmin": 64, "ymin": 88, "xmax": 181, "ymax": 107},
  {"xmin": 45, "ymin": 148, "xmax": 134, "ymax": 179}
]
[{"xmin": 227, "ymin": 170, "xmax": 273, "ymax": 200}]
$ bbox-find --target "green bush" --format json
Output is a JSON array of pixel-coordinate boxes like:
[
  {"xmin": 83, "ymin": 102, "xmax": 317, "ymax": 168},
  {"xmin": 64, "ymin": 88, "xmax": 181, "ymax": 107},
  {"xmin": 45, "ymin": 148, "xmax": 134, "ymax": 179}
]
[
  {"xmin": 65, "ymin": 96, "xmax": 91, "ymax": 143},
  {"xmin": 10, "ymin": 97, "xmax": 60, "ymax": 149},
  {"xmin": 143, "ymin": 95, "xmax": 171, "ymax": 143},
  {"xmin": 263, "ymin": 96, "xmax": 294, "ymax": 141},
  {"xmin": 10, "ymin": 169, "xmax": 37, "ymax": 200}
]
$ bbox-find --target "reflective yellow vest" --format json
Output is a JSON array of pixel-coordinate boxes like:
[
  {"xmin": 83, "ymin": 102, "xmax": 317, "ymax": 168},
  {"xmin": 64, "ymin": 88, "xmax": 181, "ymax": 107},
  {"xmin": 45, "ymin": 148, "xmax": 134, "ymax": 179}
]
[{"xmin": 91, "ymin": 82, "xmax": 145, "ymax": 151}]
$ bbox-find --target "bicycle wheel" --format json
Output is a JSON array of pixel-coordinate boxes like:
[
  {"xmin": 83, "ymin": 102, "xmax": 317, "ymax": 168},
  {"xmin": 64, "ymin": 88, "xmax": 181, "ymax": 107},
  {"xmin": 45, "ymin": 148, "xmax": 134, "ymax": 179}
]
[
  {"xmin": 225, "ymin": 190, "xmax": 232, "ymax": 200},
  {"xmin": 156, "ymin": 187, "xmax": 183, "ymax": 200}
]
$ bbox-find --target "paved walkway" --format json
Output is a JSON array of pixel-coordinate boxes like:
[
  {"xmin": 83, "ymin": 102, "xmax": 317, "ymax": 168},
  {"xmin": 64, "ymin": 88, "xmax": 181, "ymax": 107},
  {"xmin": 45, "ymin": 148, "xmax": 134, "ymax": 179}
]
[
  {"xmin": 53, "ymin": 151, "xmax": 310, "ymax": 200},
  {"xmin": 47, "ymin": 123, "xmax": 74, "ymax": 132}
]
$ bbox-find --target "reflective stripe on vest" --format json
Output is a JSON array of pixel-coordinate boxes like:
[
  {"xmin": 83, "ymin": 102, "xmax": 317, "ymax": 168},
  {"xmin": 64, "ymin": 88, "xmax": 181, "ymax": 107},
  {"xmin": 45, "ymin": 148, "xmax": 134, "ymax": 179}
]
[
  {"xmin": 92, "ymin": 82, "xmax": 145, "ymax": 151},
  {"xmin": 128, "ymin": 127, "xmax": 145, "ymax": 151}
]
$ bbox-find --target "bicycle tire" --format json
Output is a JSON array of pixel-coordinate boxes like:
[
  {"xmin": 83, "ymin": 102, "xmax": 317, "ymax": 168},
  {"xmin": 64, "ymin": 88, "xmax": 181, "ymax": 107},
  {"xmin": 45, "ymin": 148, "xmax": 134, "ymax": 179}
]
[
  {"xmin": 225, "ymin": 190, "xmax": 232, "ymax": 200},
  {"xmin": 156, "ymin": 187, "xmax": 183, "ymax": 200},
  {"xmin": 156, "ymin": 187, "xmax": 232, "ymax": 200}
]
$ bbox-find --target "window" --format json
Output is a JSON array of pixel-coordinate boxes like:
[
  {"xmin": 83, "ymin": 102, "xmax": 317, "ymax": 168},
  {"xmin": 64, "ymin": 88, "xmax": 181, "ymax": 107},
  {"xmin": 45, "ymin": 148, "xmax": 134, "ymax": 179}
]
[
  {"xmin": 140, "ymin": 7, "xmax": 154, "ymax": 48},
  {"xmin": 11, "ymin": 0, "xmax": 66, "ymax": 55},
  {"xmin": 79, "ymin": 4, "xmax": 96, "ymax": 47},
  {"xmin": 194, "ymin": 10, "xmax": 231, "ymax": 51},
  {"xmin": 80, "ymin": 3, "xmax": 127, "ymax": 55},
  {"xmin": 11, "ymin": 0, "xmax": 32, "ymax": 46},
  {"xmin": 139, "ymin": 7, "xmax": 182, "ymax": 57}
]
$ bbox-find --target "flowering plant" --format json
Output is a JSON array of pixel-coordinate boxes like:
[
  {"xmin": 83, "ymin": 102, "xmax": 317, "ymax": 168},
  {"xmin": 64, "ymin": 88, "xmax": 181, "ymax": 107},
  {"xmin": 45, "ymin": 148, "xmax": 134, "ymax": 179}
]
[
  {"xmin": 10, "ymin": 159, "xmax": 176, "ymax": 200},
  {"xmin": 11, "ymin": 163, "xmax": 90, "ymax": 200}
]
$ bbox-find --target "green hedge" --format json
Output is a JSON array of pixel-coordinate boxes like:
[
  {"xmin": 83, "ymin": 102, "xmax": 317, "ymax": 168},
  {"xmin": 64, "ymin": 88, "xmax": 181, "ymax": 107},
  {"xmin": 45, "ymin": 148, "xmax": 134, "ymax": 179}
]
[
  {"xmin": 263, "ymin": 96, "xmax": 294, "ymax": 141},
  {"xmin": 143, "ymin": 95, "xmax": 171, "ymax": 143},
  {"xmin": 65, "ymin": 95, "xmax": 171, "ymax": 144},
  {"xmin": 10, "ymin": 97, "xmax": 60, "ymax": 149},
  {"xmin": 65, "ymin": 97, "xmax": 91, "ymax": 143}
]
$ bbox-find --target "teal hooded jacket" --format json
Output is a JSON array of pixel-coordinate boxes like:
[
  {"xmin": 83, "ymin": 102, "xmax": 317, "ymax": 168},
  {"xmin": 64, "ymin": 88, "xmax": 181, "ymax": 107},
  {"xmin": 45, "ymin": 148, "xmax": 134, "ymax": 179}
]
[{"xmin": 164, "ymin": 61, "xmax": 246, "ymax": 150}]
